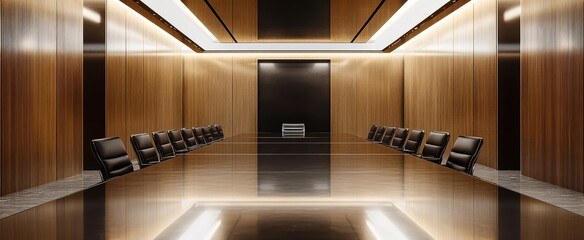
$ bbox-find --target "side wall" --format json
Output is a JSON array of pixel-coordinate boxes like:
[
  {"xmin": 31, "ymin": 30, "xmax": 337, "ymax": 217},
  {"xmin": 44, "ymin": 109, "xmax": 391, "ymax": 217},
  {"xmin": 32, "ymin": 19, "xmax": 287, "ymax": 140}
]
[
  {"xmin": 104, "ymin": 0, "xmax": 188, "ymax": 160},
  {"xmin": 521, "ymin": 0, "xmax": 584, "ymax": 192},
  {"xmin": 1, "ymin": 0, "xmax": 83, "ymax": 195},
  {"xmin": 401, "ymin": 0, "xmax": 499, "ymax": 168}
]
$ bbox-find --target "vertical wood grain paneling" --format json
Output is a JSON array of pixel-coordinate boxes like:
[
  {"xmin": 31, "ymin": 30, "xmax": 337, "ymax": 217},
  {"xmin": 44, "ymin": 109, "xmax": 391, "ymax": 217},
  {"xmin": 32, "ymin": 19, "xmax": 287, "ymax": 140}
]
[
  {"xmin": 232, "ymin": 55, "xmax": 258, "ymax": 135},
  {"xmin": 331, "ymin": 57, "xmax": 357, "ymax": 135},
  {"xmin": 105, "ymin": 1, "xmax": 188, "ymax": 163},
  {"xmin": 452, "ymin": 3, "xmax": 475, "ymax": 148},
  {"xmin": 232, "ymin": 0, "xmax": 257, "ymax": 42},
  {"xmin": 521, "ymin": 0, "xmax": 584, "ymax": 192},
  {"xmin": 402, "ymin": 1, "xmax": 499, "ymax": 167},
  {"xmin": 1, "ymin": 0, "xmax": 58, "ymax": 195},
  {"xmin": 56, "ymin": 0, "xmax": 84, "ymax": 179},
  {"xmin": 183, "ymin": 54, "xmax": 234, "ymax": 136},
  {"xmin": 105, "ymin": 0, "xmax": 127, "ymax": 139},
  {"xmin": 125, "ymin": 9, "xmax": 145, "ymax": 159},
  {"xmin": 330, "ymin": 0, "xmax": 359, "ymax": 42},
  {"xmin": 473, "ymin": 0, "xmax": 498, "ymax": 168}
]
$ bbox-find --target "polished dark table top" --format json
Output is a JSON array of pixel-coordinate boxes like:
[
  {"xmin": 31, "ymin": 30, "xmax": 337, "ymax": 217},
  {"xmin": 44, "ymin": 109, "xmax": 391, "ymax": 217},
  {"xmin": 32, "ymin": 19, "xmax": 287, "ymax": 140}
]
[{"xmin": 1, "ymin": 133, "xmax": 584, "ymax": 239}]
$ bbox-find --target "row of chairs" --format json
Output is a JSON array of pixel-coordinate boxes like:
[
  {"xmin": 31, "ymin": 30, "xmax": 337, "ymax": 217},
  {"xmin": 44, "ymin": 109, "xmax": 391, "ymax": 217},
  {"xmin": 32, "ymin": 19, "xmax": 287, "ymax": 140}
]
[
  {"xmin": 367, "ymin": 124, "xmax": 483, "ymax": 175},
  {"xmin": 91, "ymin": 124, "xmax": 224, "ymax": 181}
]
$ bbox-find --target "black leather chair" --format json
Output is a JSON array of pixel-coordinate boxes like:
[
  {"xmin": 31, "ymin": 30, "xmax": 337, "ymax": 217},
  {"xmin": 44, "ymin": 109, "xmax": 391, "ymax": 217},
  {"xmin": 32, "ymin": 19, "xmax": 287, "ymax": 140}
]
[
  {"xmin": 402, "ymin": 130, "xmax": 425, "ymax": 154},
  {"xmin": 373, "ymin": 126, "xmax": 387, "ymax": 142},
  {"xmin": 152, "ymin": 131, "xmax": 176, "ymax": 160},
  {"xmin": 445, "ymin": 136, "xmax": 484, "ymax": 175},
  {"xmin": 419, "ymin": 131, "xmax": 450, "ymax": 164},
  {"xmin": 193, "ymin": 127, "xmax": 207, "ymax": 145},
  {"xmin": 210, "ymin": 124, "xmax": 221, "ymax": 141},
  {"xmin": 367, "ymin": 125, "xmax": 378, "ymax": 141},
  {"xmin": 202, "ymin": 126, "xmax": 214, "ymax": 143},
  {"xmin": 168, "ymin": 129, "xmax": 189, "ymax": 154},
  {"xmin": 181, "ymin": 128, "xmax": 198, "ymax": 150},
  {"xmin": 91, "ymin": 137, "xmax": 134, "ymax": 181},
  {"xmin": 381, "ymin": 127, "xmax": 397, "ymax": 146},
  {"xmin": 390, "ymin": 128, "xmax": 409, "ymax": 149},
  {"xmin": 215, "ymin": 124, "xmax": 225, "ymax": 139},
  {"xmin": 130, "ymin": 133, "xmax": 160, "ymax": 168}
]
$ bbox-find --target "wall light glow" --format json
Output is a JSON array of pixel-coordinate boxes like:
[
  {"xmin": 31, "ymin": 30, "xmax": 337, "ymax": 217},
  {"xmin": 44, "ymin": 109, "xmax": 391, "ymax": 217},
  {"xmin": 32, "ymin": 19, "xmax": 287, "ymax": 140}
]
[
  {"xmin": 83, "ymin": 7, "xmax": 102, "ymax": 24},
  {"xmin": 504, "ymin": 5, "xmax": 521, "ymax": 22},
  {"xmin": 178, "ymin": 209, "xmax": 222, "ymax": 240},
  {"xmin": 366, "ymin": 209, "xmax": 408, "ymax": 240}
]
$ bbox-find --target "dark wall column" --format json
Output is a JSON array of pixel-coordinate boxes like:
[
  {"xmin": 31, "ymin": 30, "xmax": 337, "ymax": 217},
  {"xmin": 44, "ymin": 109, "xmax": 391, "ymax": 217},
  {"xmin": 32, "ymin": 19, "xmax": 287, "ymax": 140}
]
[{"xmin": 83, "ymin": 0, "xmax": 106, "ymax": 170}]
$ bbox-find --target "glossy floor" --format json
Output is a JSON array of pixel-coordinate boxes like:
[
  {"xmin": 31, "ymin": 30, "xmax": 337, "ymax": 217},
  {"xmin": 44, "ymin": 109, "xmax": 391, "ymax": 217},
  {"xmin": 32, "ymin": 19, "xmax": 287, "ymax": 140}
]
[{"xmin": 1, "ymin": 133, "xmax": 584, "ymax": 239}]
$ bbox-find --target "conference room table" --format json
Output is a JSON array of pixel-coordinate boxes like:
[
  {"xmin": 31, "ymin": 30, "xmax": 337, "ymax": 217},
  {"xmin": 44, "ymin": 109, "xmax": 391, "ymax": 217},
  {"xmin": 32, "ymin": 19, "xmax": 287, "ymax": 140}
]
[{"xmin": 1, "ymin": 133, "xmax": 584, "ymax": 239}]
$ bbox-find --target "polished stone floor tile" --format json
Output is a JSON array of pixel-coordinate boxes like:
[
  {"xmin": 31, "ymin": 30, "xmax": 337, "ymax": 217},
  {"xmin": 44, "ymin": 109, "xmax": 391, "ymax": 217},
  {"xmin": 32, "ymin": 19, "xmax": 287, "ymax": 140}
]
[
  {"xmin": 474, "ymin": 164, "xmax": 584, "ymax": 216},
  {"xmin": 0, "ymin": 171, "xmax": 101, "ymax": 219}
]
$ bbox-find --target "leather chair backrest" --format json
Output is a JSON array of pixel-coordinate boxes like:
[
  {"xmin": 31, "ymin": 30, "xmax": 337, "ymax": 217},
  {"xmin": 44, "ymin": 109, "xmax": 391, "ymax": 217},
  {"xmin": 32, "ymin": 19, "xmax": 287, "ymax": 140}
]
[
  {"xmin": 130, "ymin": 134, "xmax": 160, "ymax": 167},
  {"xmin": 390, "ymin": 128, "xmax": 409, "ymax": 149},
  {"xmin": 445, "ymin": 136, "xmax": 484, "ymax": 175},
  {"xmin": 215, "ymin": 124, "xmax": 224, "ymax": 138},
  {"xmin": 152, "ymin": 131, "xmax": 176, "ymax": 160},
  {"xmin": 367, "ymin": 125, "xmax": 378, "ymax": 140},
  {"xmin": 373, "ymin": 126, "xmax": 387, "ymax": 142},
  {"xmin": 202, "ymin": 126, "xmax": 214, "ymax": 143},
  {"xmin": 193, "ymin": 127, "xmax": 207, "ymax": 145},
  {"xmin": 181, "ymin": 128, "xmax": 198, "ymax": 148},
  {"xmin": 403, "ymin": 130, "xmax": 425, "ymax": 153},
  {"xmin": 210, "ymin": 124, "xmax": 221, "ymax": 140},
  {"xmin": 91, "ymin": 137, "xmax": 134, "ymax": 181},
  {"xmin": 421, "ymin": 131, "xmax": 450, "ymax": 160},
  {"xmin": 168, "ymin": 130, "xmax": 188, "ymax": 153},
  {"xmin": 381, "ymin": 127, "xmax": 397, "ymax": 145}
]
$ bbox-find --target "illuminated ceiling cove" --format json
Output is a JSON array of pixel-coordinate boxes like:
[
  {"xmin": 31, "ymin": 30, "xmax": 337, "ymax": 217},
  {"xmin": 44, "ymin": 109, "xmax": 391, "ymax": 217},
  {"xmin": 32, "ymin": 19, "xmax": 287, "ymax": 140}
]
[{"xmin": 140, "ymin": 0, "xmax": 454, "ymax": 52}]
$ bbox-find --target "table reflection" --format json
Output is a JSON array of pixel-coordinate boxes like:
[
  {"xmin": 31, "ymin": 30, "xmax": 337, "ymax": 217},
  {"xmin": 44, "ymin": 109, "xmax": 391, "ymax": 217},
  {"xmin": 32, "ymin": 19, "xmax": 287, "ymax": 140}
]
[{"xmin": 1, "ymin": 133, "xmax": 584, "ymax": 239}]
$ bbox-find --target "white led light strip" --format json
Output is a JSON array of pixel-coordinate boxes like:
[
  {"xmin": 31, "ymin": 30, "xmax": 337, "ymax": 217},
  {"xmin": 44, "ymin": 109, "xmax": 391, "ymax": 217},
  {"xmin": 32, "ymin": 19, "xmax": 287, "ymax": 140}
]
[{"xmin": 139, "ymin": 0, "xmax": 453, "ymax": 52}]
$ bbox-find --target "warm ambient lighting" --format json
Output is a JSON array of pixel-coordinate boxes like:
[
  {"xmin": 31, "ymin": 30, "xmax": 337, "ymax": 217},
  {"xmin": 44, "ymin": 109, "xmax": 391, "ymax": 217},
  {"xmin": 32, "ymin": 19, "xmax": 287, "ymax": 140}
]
[
  {"xmin": 178, "ymin": 209, "xmax": 222, "ymax": 240},
  {"xmin": 366, "ymin": 209, "xmax": 408, "ymax": 240},
  {"xmin": 141, "ymin": 0, "xmax": 218, "ymax": 43},
  {"xmin": 140, "ymin": 0, "xmax": 455, "ymax": 52},
  {"xmin": 83, "ymin": 7, "xmax": 102, "ymax": 24},
  {"xmin": 369, "ymin": 0, "xmax": 451, "ymax": 44},
  {"xmin": 504, "ymin": 5, "xmax": 521, "ymax": 22}
]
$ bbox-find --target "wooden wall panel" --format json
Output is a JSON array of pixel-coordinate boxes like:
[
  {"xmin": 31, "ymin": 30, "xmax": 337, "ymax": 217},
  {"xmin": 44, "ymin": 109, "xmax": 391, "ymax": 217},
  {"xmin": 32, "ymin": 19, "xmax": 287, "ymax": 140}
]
[
  {"xmin": 232, "ymin": 55, "xmax": 258, "ymax": 135},
  {"xmin": 521, "ymin": 0, "xmax": 584, "ymax": 192},
  {"xmin": 402, "ymin": 1, "xmax": 499, "ymax": 168},
  {"xmin": 125, "ymin": 10, "xmax": 145, "ymax": 159},
  {"xmin": 183, "ymin": 54, "xmax": 234, "ymax": 136},
  {"xmin": 232, "ymin": 0, "xmax": 257, "ymax": 42},
  {"xmin": 473, "ymin": 0, "xmax": 498, "ymax": 168},
  {"xmin": 1, "ymin": 0, "xmax": 58, "ymax": 195},
  {"xmin": 108, "ymin": 0, "xmax": 185, "ymax": 146},
  {"xmin": 331, "ymin": 57, "xmax": 357, "ymax": 135},
  {"xmin": 106, "ymin": 0, "xmax": 188, "ymax": 163},
  {"xmin": 56, "ymin": 0, "xmax": 84, "ymax": 179},
  {"xmin": 105, "ymin": 0, "xmax": 127, "ymax": 139}
]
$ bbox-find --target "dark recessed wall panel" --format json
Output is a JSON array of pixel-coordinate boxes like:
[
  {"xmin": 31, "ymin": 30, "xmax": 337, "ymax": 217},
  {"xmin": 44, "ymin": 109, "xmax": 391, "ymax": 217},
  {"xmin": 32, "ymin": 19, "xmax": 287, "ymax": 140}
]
[
  {"xmin": 83, "ymin": 0, "xmax": 106, "ymax": 171},
  {"xmin": 258, "ymin": 60, "xmax": 330, "ymax": 133},
  {"xmin": 258, "ymin": 0, "xmax": 330, "ymax": 40}
]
